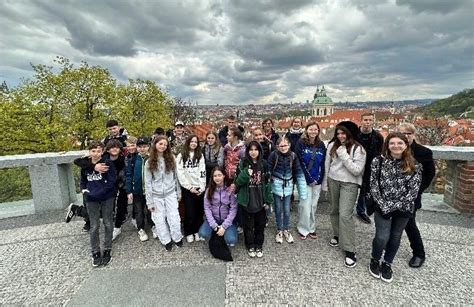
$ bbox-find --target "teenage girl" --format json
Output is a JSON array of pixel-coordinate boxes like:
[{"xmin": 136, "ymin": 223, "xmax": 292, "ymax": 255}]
[
  {"xmin": 368, "ymin": 132, "xmax": 422, "ymax": 283},
  {"xmin": 268, "ymin": 136, "xmax": 307, "ymax": 244},
  {"xmin": 235, "ymin": 141, "xmax": 273, "ymax": 258},
  {"xmin": 203, "ymin": 131, "xmax": 224, "ymax": 185},
  {"xmin": 322, "ymin": 122, "xmax": 366, "ymax": 268},
  {"xmin": 198, "ymin": 166, "xmax": 238, "ymax": 247},
  {"xmin": 294, "ymin": 122, "xmax": 326, "ymax": 240},
  {"xmin": 144, "ymin": 136, "xmax": 183, "ymax": 251},
  {"xmin": 176, "ymin": 135, "xmax": 207, "ymax": 243}
]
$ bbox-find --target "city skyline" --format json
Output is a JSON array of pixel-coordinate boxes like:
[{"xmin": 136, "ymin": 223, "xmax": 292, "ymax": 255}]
[{"xmin": 1, "ymin": 0, "xmax": 473, "ymax": 105}]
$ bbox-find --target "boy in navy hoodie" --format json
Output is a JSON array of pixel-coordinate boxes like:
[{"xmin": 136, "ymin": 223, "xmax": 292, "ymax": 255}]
[{"xmin": 80, "ymin": 141, "xmax": 117, "ymax": 267}]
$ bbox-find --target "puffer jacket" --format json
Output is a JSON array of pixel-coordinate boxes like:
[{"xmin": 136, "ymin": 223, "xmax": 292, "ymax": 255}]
[
  {"xmin": 204, "ymin": 186, "xmax": 237, "ymax": 230},
  {"xmin": 267, "ymin": 151, "xmax": 307, "ymax": 199}
]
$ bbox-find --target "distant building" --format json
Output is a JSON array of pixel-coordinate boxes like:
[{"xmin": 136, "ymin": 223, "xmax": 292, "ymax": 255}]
[{"xmin": 312, "ymin": 85, "xmax": 335, "ymax": 117}]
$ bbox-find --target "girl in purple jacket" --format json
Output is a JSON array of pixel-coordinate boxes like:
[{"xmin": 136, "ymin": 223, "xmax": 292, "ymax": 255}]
[{"xmin": 198, "ymin": 166, "xmax": 238, "ymax": 246}]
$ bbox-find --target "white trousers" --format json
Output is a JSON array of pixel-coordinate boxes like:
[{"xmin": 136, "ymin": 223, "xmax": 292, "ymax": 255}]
[
  {"xmin": 297, "ymin": 184, "xmax": 322, "ymax": 236},
  {"xmin": 150, "ymin": 193, "xmax": 183, "ymax": 245}
]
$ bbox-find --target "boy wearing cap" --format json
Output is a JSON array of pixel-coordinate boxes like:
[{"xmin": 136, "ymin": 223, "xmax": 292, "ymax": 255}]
[
  {"xmin": 169, "ymin": 120, "xmax": 188, "ymax": 155},
  {"xmin": 125, "ymin": 136, "xmax": 154, "ymax": 242}
]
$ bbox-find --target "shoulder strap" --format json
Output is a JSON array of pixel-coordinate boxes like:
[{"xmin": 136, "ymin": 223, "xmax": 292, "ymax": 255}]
[
  {"xmin": 307, "ymin": 145, "xmax": 319, "ymax": 171},
  {"xmin": 272, "ymin": 154, "xmax": 279, "ymax": 173}
]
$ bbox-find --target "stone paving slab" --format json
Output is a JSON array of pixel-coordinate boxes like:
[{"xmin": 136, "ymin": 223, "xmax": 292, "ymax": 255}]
[
  {"xmin": 67, "ymin": 266, "xmax": 226, "ymax": 307},
  {"xmin": 0, "ymin": 211, "xmax": 472, "ymax": 306}
]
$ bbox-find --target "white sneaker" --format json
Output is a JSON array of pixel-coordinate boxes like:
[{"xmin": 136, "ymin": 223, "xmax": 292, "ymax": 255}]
[
  {"xmin": 131, "ymin": 219, "xmax": 137, "ymax": 229},
  {"xmin": 283, "ymin": 230, "xmax": 294, "ymax": 244},
  {"xmin": 275, "ymin": 231, "xmax": 283, "ymax": 244},
  {"xmin": 194, "ymin": 233, "xmax": 204, "ymax": 241},
  {"xmin": 186, "ymin": 234, "xmax": 194, "ymax": 243},
  {"xmin": 237, "ymin": 226, "xmax": 244, "ymax": 234},
  {"xmin": 151, "ymin": 226, "xmax": 158, "ymax": 239},
  {"xmin": 138, "ymin": 229, "xmax": 149, "ymax": 242},
  {"xmin": 248, "ymin": 248, "xmax": 256, "ymax": 258},
  {"xmin": 255, "ymin": 248, "xmax": 263, "ymax": 258},
  {"xmin": 112, "ymin": 227, "xmax": 121, "ymax": 241}
]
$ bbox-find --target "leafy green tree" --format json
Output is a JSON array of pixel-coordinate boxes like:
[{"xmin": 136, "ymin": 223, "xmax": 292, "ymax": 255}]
[{"xmin": 114, "ymin": 79, "xmax": 172, "ymax": 137}]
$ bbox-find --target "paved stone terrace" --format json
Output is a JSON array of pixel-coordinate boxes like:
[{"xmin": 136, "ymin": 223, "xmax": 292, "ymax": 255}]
[{"xmin": 0, "ymin": 201, "xmax": 472, "ymax": 306}]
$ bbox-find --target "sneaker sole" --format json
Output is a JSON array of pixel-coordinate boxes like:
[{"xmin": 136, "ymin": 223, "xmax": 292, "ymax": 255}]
[
  {"xmin": 345, "ymin": 260, "xmax": 357, "ymax": 268},
  {"xmin": 368, "ymin": 265, "xmax": 381, "ymax": 279},
  {"xmin": 65, "ymin": 204, "xmax": 75, "ymax": 223},
  {"xmin": 102, "ymin": 259, "xmax": 112, "ymax": 266},
  {"xmin": 381, "ymin": 276, "xmax": 393, "ymax": 283},
  {"xmin": 329, "ymin": 242, "xmax": 339, "ymax": 247}
]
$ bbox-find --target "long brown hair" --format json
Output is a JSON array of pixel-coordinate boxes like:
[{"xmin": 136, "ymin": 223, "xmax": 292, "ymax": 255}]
[
  {"xmin": 148, "ymin": 136, "xmax": 176, "ymax": 173},
  {"xmin": 383, "ymin": 132, "xmax": 417, "ymax": 174},
  {"xmin": 205, "ymin": 131, "xmax": 221, "ymax": 156},
  {"xmin": 181, "ymin": 134, "xmax": 203, "ymax": 164},
  {"xmin": 206, "ymin": 166, "xmax": 227, "ymax": 201},
  {"xmin": 300, "ymin": 121, "xmax": 323, "ymax": 147},
  {"xmin": 330, "ymin": 125, "xmax": 361, "ymax": 158}
]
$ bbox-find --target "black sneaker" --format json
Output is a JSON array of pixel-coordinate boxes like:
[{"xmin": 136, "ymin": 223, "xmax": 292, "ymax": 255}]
[
  {"xmin": 92, "ymin": 252, "xmax": 101, "ymax": 267},
  {"xmin": 65, "ymin": 203, "xmax": 78, "ymax": 223},
  {"xmin": 102, "ymin": 250, "xmax": 112, "ymax": 266},
  {"xmin": 175, "ymin": 240, "xmax": 183, "ymax": 248},
  {"xmin": 82, "ymin": 221, "xmax": 91, "ymax": 232},
  {"xmin": 381, "ymin": 262, "xmax": 393, "ymax": 283},
  {"xmin": 329, "ymin": 236, "xmax": 339, "ymax": 247},
  {"xmin": 369, "ymin": 258, "xmax": 381, "ymax": 278},
  {"xmin": 165, "ymin": 242, "xmax": 173, "ymax": 251},
  {"xmin": 344, "ymin": 251, "xmax": 357, "ymax": 268},
  {"xmin": 357, "ymin": 213, "xmax": 371, "ymax": 224}
]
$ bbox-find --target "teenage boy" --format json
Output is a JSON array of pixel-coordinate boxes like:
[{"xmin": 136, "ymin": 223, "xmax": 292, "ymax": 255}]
[
  {"xmin": 125, "ymin": 136, "xmax": 154, "ymax": 242},
  {"xmin": 103, "ymin": 119, "xmax": 128, "ymax": 148},
  {"xmin": 357, "ymin": 113, "xmax": 384, "ymax": 224},
  {"xmin": 218, "ymin": 115, "xmax": 245, "ymax": 146},
  {"xmin": 169, "ymin": 120, "xmax": 188, "ymax": 155},
  {"xmin": 398, "ymin": 123, "xmax": 435, "ymax": 268},
  {"xmin": 80, "ymin": 141, "xmax": 117, "ymax": 267}
]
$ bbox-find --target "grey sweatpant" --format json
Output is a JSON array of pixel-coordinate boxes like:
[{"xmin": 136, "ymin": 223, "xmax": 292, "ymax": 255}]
[{"xmin": 328, "ymin": 178, "xmax": 359, "ymax": 253}]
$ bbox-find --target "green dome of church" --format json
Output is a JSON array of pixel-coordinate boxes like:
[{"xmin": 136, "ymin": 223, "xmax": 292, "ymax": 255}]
[{"xmin": 313, "ymin": 85, "xmax": 333, "ymax": 104}]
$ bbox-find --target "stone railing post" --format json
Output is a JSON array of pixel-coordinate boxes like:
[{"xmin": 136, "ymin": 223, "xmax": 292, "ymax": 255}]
[
  {"xmin": 28, "ymin": 163, "xmax": 77, "ymax": 212},
  {"xmin": 444, "ymin": 161, "xmax": 474, "ymax": 214}
]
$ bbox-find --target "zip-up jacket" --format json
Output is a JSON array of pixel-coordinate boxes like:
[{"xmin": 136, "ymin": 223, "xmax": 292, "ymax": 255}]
[
  {"xmin": 204, "ymin": 186, "xmax": 237, "ymax": 230},
  {"xmin": 267, "ymin": 150, "xmax": 307, "ymax": 199},
  {"xmin": 203, "ymin": 144, "xmax": 224, "ymax": 171},
  {"xmin": 223, "ymin": 141, "xmax": 246, "ymax": 180},
  {"xmin": 294, "ymin": 140, "xmax": 326, "ymax": 185},
  {"xmin": 144, "ymin": 158, "xmax": 181, "ymax": 208},
  {"xmin": 80, "ymin": 157, "xmax": 117, "ymax": 202},
  {"xmin": 176, "ymin": 152, "xmax": 206, "ymax": 191},
  {"xmin": 370, "ymin": 156, "xmax": 423, "ymax": 218},
  {"xmin": 235, "ymin": 159, "xmax": 273, "ymax": 208},
  {"xmin": 125, "ymin": 152, "xmax": 148, "ymax": 195}
]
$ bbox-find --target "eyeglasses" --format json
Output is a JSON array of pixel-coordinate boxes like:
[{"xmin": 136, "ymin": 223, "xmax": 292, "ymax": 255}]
[{"xmin": 279, "ymin": 144, "xmax": 289, "ymax": 148}]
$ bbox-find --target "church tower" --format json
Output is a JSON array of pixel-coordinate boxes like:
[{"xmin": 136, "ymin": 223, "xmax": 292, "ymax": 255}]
[{"xmin": 312, "ymin": 85, "xmax": 334, "ymax": 117}]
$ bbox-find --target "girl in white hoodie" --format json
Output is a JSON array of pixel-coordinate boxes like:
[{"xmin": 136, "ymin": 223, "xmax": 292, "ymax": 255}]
[
  {"xmin": 322, "ymin": 122, "xmax": 366, "ymax": 268},
  {"xmin": 177, "ymin": 135, "xmax": 207, "ymax": 243},
  {"xmin": 144, "ymin": 136, "xmax": 183, "ymax": 252}
]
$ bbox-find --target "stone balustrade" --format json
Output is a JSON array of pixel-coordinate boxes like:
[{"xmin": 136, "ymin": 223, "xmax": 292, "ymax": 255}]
[{"xmin": 0, "ymin": 146, "xmax": 473, "ymax": 219}]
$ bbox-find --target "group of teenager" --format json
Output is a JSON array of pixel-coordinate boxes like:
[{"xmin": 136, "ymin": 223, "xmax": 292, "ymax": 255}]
[{"xmin": 65, "ymin": 114, "xmax": 435, "ymax": 284}]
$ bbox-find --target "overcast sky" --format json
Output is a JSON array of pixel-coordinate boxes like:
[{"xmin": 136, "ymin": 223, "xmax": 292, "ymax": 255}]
[{"xmin": 1, "ymin": 0, "xmax": 473, "ymax": 104}]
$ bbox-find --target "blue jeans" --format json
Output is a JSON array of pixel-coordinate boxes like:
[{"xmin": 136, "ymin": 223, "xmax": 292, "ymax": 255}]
[
  {"xmin": 274, "ymin": 194, "xmax": 291, "ymax": 231},
  {"xmin": 199, "ymin": 220, "xmax": 238, "ymax": 246},
  {"xmin": 371, "ymin": 211, "xmax": 410, "ymax": 264}
]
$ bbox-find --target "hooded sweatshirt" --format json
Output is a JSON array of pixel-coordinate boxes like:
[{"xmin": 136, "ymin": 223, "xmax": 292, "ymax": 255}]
[
  {"xmin": 323, "ymin": 141, "xmax": 366, "ymax": 188},
  {"xmin": 144, "ymin": 157, "xmax": 181, "ymax": 207},
  {"xmin": 80, "ymin": 157, "xmax": 117, "ymax": 202}
]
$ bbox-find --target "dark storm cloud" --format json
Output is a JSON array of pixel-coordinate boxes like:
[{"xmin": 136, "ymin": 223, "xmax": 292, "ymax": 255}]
[
  {"xmin": 0, "ymin": 0, "xmax": 472, "ymax": 104},
  {"xmin": 396, "ymin": 0, "xmax": 472, "ymax": 14}
]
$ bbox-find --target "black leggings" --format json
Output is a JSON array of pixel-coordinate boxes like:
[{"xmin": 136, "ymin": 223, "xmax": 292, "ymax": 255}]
[{"xmin": 182, "ymin": 188, "xmax": 204, "ymax": 236}]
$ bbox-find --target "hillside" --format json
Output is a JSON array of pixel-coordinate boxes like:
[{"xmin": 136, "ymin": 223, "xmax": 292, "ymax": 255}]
[{"xmin": 418, "ymin": 89, "xmax": 474, "ymax": 119}]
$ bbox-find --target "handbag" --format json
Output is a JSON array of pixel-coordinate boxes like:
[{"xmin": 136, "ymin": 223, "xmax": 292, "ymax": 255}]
[{"xmin": 209, "ymin": 231, "xmax": 233, "ymax": 262}]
